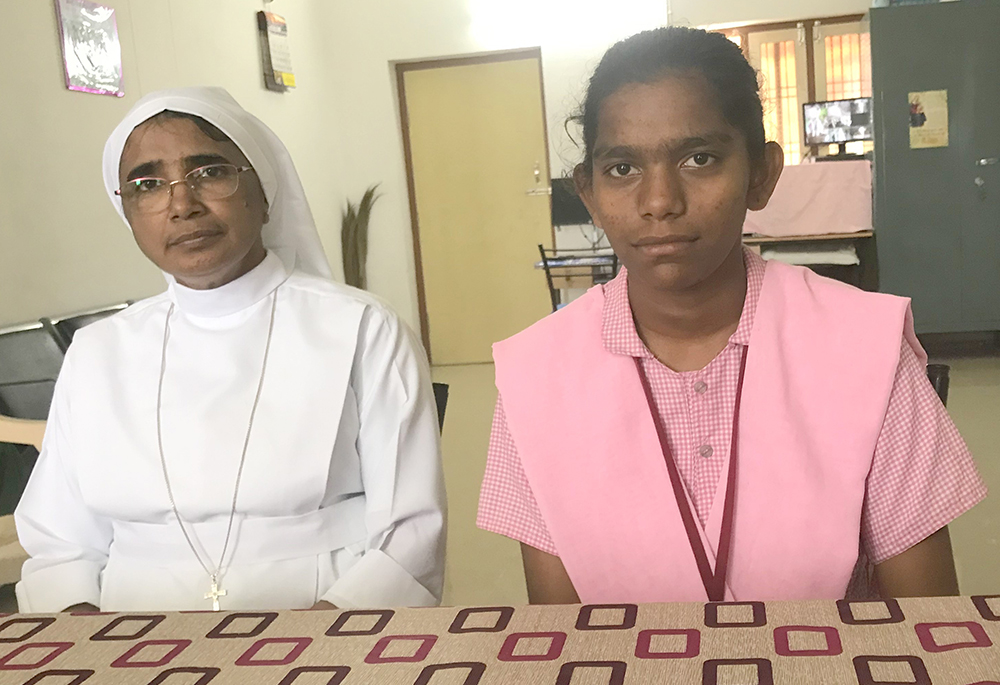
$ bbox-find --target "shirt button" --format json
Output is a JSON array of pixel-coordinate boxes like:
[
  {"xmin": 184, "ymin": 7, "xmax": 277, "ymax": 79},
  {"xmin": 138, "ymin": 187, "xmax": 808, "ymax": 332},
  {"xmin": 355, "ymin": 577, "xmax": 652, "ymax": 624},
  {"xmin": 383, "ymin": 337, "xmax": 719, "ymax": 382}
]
[
  {"xmin": 699, "ymin": 445, "xmax": 714, "ymax": 459},
  {"xmin": 694, "ymin": 381, "xmax": 708, "ymax": 394}
]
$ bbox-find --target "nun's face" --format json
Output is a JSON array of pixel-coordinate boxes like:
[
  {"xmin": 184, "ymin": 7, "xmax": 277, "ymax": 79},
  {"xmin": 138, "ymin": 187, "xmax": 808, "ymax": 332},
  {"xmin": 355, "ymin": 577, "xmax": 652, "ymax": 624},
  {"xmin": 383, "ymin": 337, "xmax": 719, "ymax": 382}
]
[{"xmin": 118, "ymin": 117, "xmax": 269, "ymax": 289}]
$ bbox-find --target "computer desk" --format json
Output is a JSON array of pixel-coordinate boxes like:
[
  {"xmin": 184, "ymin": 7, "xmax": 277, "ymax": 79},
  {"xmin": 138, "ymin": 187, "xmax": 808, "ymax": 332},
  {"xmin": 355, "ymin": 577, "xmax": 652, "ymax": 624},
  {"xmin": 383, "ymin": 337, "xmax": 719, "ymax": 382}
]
[{"xmin": 743, "ymin": 231, "xmax": 877, "ymax": 291}]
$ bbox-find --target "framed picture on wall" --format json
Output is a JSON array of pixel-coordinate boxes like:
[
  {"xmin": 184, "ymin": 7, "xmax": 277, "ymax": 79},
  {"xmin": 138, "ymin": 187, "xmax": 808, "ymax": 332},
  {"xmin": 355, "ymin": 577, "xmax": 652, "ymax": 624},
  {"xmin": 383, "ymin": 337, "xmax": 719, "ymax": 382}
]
[
  {"xmin": 54, "ymin": 0, "xmax": 124, "ymax": 97},
  {"xmin": 257, "ymin": 11, "xmax": 296, "ymax": 92}
]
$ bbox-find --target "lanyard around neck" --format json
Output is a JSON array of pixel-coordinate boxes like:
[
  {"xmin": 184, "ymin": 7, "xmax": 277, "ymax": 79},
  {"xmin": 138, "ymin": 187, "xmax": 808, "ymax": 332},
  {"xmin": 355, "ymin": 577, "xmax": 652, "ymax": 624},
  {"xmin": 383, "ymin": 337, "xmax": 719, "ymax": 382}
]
[{"xmin": 633, "ymin": 346, "xmax": 748, "ymax": 601}]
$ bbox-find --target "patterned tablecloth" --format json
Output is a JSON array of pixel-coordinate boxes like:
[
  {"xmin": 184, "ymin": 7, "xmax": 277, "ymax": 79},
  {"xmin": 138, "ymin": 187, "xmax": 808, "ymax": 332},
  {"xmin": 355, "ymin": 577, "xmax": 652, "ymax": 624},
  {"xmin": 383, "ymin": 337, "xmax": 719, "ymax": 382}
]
[{"xmin": 0, "ymin": 596, "xmax": 998, "ymax": 684}]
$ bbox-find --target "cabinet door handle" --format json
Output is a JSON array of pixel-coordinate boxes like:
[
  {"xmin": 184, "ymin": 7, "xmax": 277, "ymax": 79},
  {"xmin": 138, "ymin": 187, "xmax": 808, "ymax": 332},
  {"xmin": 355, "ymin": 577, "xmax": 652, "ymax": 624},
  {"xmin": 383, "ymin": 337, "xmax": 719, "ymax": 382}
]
[{"xmin": 977, "ymin": 157, "xmax": 998, "ymax": 167}]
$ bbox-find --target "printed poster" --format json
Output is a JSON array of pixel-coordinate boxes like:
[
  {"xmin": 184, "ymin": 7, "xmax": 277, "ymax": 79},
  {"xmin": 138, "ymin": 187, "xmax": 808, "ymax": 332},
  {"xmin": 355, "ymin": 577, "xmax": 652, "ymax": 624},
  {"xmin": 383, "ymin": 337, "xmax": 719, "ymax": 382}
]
[
  {"xmin": 909, "ymin": 90, "xmax": 948, "ymax": 149},
  {"xmin": 257, "ymin": 11, "xmax": 296, "ymax": 91}
]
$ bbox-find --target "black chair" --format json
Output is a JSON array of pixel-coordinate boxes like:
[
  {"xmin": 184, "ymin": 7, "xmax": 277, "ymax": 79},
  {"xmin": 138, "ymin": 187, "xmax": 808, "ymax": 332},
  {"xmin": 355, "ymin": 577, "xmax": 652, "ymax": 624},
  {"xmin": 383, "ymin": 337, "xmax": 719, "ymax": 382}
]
[
  {"xmin": 927, "ymin": 364, "xmax": 950, "ymax": 406},
  {"xmin": 537, "ymin": 244, "xmax": 619, "ymax": 313},
  {"xmin": 432, "ymin": 382, "xmax": 449, "ymax": 432},
  {"xmin": 50, "ymin": 303, "xmax": 130, "ymax": 350},
  {"xmin": 0, "ymin": 441, "xmax": 37, "ymax": 516},
  {"xmin": 0, "ymin": 322, "xmax": 66, "ymax": 421}
]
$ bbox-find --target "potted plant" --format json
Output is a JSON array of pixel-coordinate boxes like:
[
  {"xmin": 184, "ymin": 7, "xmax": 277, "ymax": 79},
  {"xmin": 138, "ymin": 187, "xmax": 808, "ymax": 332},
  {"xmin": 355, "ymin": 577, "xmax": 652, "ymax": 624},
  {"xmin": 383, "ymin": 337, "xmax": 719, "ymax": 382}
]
[{"xmin": 341, "ymin": 184, "xmax": 380, "ymax": 290}]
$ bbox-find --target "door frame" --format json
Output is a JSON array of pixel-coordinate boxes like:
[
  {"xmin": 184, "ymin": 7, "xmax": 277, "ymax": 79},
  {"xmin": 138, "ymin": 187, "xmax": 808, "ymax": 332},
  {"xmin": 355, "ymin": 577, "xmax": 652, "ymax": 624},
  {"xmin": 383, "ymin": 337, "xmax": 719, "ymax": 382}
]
[{"xmin": 395, "ymin": 47, "xmax": 553, "ymax": 362}]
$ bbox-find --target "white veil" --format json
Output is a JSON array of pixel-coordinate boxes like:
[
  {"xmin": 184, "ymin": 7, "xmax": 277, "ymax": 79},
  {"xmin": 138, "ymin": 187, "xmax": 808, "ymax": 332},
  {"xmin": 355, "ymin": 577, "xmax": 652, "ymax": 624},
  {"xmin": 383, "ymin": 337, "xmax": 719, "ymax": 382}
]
[{"xmin": 102, "ymin": 87, "xmax": 332, "ymax": 280}]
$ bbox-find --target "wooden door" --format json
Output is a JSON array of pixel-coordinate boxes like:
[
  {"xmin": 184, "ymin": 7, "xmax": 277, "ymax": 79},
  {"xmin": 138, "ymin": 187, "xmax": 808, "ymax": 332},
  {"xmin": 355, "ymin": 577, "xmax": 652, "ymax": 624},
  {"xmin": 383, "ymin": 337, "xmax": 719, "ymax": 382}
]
[{"xmin": 398, "ymin": 51, "xmax": 553, "ymax": 365}]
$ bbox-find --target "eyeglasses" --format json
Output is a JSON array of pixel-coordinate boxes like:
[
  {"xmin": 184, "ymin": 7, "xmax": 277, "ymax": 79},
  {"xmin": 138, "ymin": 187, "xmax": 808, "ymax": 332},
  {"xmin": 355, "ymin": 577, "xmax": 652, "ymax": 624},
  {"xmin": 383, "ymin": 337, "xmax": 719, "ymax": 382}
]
[{"xmin": 115, "ymin": 164, "xmax": 253, "ymax": 214}]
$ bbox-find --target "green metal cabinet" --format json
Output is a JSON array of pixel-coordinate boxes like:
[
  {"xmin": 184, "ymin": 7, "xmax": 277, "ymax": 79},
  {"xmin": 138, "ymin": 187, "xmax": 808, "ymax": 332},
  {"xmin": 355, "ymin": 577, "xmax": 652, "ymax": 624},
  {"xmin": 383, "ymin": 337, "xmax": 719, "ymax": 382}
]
[{"xmin": 872, "ymin": 0, "xmax": 1000, "ymax": 333}]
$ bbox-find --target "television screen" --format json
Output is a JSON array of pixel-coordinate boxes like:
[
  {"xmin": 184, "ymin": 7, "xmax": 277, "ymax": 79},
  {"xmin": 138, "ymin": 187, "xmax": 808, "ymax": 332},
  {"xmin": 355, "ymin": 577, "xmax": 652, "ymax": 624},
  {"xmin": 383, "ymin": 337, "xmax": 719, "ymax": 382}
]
[{"xmin": 803, "ymin": 97, "xmax": 872, "ymax": 146}]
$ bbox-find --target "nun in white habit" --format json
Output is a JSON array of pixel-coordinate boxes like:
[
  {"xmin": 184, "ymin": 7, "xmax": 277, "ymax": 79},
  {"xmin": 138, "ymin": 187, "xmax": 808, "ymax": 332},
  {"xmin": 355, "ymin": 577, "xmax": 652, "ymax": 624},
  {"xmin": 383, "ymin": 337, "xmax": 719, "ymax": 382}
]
[{"xmin": 15, "ymin": 87, "xmax": 446, "ymax": 612}]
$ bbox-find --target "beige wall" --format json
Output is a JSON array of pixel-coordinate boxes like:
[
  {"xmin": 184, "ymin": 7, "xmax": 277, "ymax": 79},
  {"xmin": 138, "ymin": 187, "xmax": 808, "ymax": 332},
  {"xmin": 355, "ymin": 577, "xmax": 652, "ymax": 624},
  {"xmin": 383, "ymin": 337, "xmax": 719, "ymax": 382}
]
[
  {"xmin": 1, "ymin": 0, "xmax": 871, "ymax": 330},
  {"xmin": 314, "ymin": 0, "xmax": 872, "ymax": 330},
  {"xmin": 315, "ymin": 0, "xmax": 669, "ymax": 331},
  {"xmin": 0, "ymin": 0, "xmax": 347, "ymax": 327},
  {"xmin": 673, "ymin": 0, "xmax": 871, "ymax": 27}
]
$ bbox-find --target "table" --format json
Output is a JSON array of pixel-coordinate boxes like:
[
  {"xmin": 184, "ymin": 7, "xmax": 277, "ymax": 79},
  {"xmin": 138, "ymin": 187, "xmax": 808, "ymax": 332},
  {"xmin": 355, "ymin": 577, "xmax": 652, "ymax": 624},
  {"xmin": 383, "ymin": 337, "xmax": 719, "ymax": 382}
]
[
  {"xmin": 744, "ymin": 231, "xmax": 878, "ymax": 291},
  {"xmin": 742, "ymin": 231, "xmax": 874, "ymax": 246},
  {"xmin": 534, "ymin": 253, "xmax": 618, "ymax": 308},
  {"xmin": 1, "ymin": 596, "xmax": 998, "ymax": 684},
  {"xmin": 533, "ymin": 255, "xmax": 617, "ymax": 269},
  {"xmin": 533, "ymin": 254, "xmax": 618, "ymax": 290}
]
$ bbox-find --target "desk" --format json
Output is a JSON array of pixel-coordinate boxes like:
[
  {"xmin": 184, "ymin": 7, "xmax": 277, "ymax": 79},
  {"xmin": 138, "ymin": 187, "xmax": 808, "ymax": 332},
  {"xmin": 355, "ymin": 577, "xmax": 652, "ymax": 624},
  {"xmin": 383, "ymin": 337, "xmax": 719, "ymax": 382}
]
[
  {"xmin": 533, "ymin": 256, "xmax": 618, "ymax": 289},
  {"xmin": 534, "ymin": 253, "xmax": 617, "ymax": 308},
  {"xmin": 744, "ymin": 231, "xmax": 877, "ymax": 291},
  {"xmin": 743, "ymin": 230, "xmax": 874, "ymax": 246},
  {"xmin": 533, "ymin": 235, "xmax": 877, "ymax": 291},
  {"xmin": 1, "ymin": 596, "xmax": 997, "ymax": 683},
  {"xmin": 533, "ymin": 255, "xmax": 616, "ymax": 268}
]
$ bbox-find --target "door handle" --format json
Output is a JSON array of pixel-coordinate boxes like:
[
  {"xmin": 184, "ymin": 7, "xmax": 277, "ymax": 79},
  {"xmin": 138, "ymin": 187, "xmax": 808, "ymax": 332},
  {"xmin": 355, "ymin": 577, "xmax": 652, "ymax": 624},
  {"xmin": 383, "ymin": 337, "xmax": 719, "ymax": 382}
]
[
  {"xmin": 526, "ymin": 161, "xmax": 552, "ymax": 196},
  {"xmin": 977, "ymin": 158, "xmax": 998, "ymax": 167}
]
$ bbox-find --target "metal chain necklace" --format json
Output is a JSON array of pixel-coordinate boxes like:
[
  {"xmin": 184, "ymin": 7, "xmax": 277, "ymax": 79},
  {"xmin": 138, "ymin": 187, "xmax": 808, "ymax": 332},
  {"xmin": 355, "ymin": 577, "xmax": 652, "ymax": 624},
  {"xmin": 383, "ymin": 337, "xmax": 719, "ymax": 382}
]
[{"xmin": 155, "ymin": 291, "xmax": 278, "ymax": 611}]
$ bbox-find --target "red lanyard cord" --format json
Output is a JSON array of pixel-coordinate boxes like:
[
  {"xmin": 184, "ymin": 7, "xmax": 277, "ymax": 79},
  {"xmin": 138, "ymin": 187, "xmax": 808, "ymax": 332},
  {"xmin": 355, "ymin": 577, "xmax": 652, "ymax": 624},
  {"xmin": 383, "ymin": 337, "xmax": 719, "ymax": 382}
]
[{"xmin": 633, "ymin": 346, "xmax": 748, "ymax": 601}]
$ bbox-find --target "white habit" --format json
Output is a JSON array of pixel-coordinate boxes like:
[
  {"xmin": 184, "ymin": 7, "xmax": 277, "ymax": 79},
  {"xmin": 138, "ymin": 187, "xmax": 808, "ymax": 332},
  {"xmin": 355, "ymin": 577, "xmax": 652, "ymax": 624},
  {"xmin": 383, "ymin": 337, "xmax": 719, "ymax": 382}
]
[{"xmin": 14, "ymin": 88, "xmax": 446, "ymax": 612}]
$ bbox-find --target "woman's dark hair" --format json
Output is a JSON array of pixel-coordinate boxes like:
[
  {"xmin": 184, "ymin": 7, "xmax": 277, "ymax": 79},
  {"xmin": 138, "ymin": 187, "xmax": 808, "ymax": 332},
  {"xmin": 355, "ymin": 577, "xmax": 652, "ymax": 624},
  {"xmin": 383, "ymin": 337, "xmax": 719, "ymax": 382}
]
[
  {"xmin": 146, "ymin": 110, "xmax": 231, "ymax": 143},
  {"xmin": 575, "ymin": 26, "xmax": 765, "ymax": 174}
]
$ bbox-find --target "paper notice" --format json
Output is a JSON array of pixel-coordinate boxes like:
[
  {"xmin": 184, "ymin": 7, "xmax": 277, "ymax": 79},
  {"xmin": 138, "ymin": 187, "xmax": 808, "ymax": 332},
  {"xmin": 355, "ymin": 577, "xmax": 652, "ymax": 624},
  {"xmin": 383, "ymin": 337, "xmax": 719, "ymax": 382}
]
[{"xmin": 909, "ymin": 90, "xmax": 948, "ymax": 149}]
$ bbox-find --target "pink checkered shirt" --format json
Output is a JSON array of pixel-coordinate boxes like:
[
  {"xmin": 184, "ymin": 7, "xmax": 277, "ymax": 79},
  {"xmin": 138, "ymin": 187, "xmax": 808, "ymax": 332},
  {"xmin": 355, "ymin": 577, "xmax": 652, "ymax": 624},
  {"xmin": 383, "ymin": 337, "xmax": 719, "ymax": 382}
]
[{"xmin": 478, "ymin": 249, "xmax": 987, "ymax": 568}]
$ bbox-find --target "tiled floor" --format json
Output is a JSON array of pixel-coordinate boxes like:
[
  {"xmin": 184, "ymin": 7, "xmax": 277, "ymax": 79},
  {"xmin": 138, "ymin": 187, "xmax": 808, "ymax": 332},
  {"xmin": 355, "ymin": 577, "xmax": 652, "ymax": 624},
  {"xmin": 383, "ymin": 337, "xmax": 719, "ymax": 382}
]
[
  {"xmin": 433, "ymin": 363, "xmax": 527, "ymax": 607},
  {"xmin": 435, "ymin": 359, "xmax": 1000, "ymax": 605},
  {"xmin": 936, "ymin": 356, "xmax": 1000, "ymax": 595}
]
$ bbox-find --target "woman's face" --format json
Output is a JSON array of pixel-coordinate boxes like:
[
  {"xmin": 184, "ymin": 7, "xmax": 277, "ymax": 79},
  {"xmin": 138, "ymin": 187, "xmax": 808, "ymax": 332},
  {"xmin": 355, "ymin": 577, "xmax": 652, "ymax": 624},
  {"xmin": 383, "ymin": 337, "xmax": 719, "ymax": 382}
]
[
  {"xmin": 575, "ymin": 71, "xmax": 782, "ymax": 292},
  {"xmin": 118, "ymin": 116, "xmax": 269, "ymax": 289}
]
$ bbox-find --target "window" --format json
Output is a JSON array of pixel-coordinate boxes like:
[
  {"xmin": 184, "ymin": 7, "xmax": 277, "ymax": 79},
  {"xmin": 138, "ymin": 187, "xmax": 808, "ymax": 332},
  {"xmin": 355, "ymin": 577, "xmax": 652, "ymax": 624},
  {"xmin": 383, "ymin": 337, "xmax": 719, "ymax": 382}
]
[
  {"xmin": 759, "ymin": 41, "xmax": 802, "ymax": 166},
  {"xmin": 823, "ymin": 32, "xmax": 873, "ymax": 156},
  {"xmin": 824, "ymin": 33, "xmax": 872, "ymax": 100},
  {"xmin": 714, "ymin": 15, "xmax": 871, "ymax": 164}
]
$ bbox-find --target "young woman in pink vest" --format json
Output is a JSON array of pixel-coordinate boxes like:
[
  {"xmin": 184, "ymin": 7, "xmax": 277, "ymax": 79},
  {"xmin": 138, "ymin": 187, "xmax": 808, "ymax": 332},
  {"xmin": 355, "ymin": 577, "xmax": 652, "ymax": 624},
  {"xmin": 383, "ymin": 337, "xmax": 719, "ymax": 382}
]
[{"xmin": 477, "ymin": 27, "xmax": 986, "ymax": 604}]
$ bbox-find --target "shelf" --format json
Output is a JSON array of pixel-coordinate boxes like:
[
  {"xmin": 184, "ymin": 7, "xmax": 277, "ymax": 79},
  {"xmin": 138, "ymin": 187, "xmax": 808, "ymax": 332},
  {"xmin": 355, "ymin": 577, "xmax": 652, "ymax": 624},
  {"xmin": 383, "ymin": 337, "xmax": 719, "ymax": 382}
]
[{"xmin": 742, "ymin": 231, "xmax": 873, "ymax": 245}]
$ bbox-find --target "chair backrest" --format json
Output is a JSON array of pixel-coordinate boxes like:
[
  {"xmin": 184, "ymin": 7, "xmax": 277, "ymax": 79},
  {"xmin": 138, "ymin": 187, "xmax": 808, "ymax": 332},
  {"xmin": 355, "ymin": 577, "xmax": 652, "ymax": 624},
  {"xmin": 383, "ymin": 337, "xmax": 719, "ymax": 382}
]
[
  {"xmin": 927, "ymin": 364, "xmax": 950, "ymax": 406},
  {"xmin": 51, "ymin": 303, "xmax": 130, "ymax": 347},
  {"xmin": 432, "ymin": 382, "xmax": 449, "ymax": 432},
  {"xmin": 537, "ymin": 244, "xmax": 560, "ymax": 313},
  {"xmin": 0, "ymin": 323, "xmax": 66, "ymax": 420},
  {"xmin": 537, "ymin": 245, "xmax": 620, "ymax": 313}
]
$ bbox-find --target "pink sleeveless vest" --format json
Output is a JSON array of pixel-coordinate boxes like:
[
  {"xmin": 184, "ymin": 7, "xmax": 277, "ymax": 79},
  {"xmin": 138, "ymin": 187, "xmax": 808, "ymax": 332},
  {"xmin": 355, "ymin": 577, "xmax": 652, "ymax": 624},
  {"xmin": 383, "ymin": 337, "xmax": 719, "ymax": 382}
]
[{"xmin": 494, "ymin": 260, "xmax": 921, "ymax": 603}]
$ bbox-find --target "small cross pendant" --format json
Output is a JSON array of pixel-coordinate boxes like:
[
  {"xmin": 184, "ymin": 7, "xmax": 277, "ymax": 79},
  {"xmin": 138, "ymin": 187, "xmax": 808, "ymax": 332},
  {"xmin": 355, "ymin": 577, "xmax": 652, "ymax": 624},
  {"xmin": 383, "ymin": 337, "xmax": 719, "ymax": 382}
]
[{"xmin": 205, "ymin": 575, "xmax": 227, "ymax": 612}]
